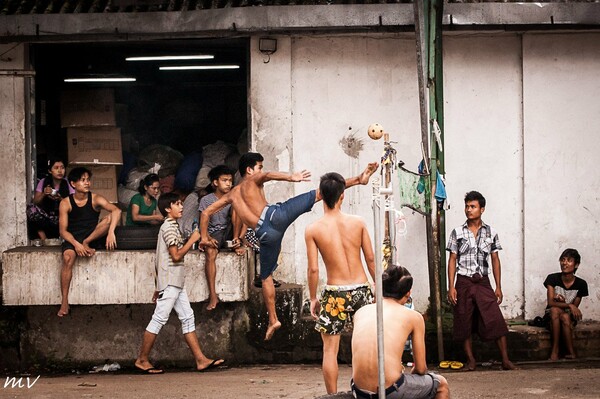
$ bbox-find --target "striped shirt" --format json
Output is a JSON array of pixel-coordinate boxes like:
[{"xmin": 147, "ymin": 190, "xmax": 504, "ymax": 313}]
[
  {"xmin": 155, "ymin": 217, "xmax": 186, "ymax": 291},
  {"xmin": 446, "ymin": 221, "xmax": 502, "ymax": 277}
]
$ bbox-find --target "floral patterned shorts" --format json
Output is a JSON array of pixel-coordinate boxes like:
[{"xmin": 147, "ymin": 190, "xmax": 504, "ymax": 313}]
[{"xmin": 315, "ymin": 283, "xmax": 374, "ymax": 335}]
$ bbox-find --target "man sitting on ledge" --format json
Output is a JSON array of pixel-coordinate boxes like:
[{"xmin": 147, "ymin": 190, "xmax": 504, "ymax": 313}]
[{"xmin": 58, "ymin": 167, "xmax": 121, "ymax": 317}]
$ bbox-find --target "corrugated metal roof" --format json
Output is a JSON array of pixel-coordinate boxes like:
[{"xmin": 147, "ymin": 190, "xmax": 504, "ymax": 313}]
[{"xmin": 0, "ymin": 0, "xmax": 594, "ymax": 15}]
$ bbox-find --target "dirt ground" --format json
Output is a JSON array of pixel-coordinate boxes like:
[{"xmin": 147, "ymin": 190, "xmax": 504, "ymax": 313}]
[{"xmin": 1, "ymin": 361, "xmax": 599, "ymax": 399}]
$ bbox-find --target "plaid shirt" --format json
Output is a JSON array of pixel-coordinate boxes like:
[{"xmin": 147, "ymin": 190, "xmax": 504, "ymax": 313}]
[{"xmin": 446, "ymin": 221, "xmax": 502, "ymax": 277}]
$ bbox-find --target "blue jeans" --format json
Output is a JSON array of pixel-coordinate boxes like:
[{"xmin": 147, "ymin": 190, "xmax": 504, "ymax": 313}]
[{"xmin": 255, "ymin": 190, "xmax": 316, "ymax": 279}]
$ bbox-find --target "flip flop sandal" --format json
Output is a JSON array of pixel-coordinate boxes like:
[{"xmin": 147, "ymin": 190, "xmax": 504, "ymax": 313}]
[
  {"xmin": 450, "ymin": 361, "xmax": 464, "ymax": 370},
  {"xmin": 439, "ymin": 361, "xmax": 451, "ymax": 369}
]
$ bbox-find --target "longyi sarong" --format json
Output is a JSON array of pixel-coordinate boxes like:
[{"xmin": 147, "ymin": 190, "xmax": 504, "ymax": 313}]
[{"xmin": 453, "ymin": 274, "xmax": 508, "ymax": 341}]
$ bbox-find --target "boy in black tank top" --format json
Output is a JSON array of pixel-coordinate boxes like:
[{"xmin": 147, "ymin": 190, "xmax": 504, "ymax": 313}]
[{"xmin": 57, "ymin": 167, "xmax": 122, "ymax": 317}]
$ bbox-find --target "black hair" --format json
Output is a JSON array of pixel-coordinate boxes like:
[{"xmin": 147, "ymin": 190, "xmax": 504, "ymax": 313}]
[
  {"xmin": 208, "ymin": 165, "xmax": 235, "ymax": 184},
  {"xmin": 138, "ymin": 173, "xmax": 160, "ymax": 195},
  {"xmin": 238, "ymin": 152, "xmax": 264, "ymax": 177},
  {"xmin": 382, "ymin": 265, "xmax": 413, "ymax": 300},
  {"xmin": 158, "ymin": 192, "xmax": 181, "ymax": 217},
  {"xmin": 560, "ymin": 248, "xmax": 581, "ymax": 268},
  {"xmin": 320, "ymin": 172, "xmax": 346, "ymax": 209},
  {"xmin": 43, "ymin": 158, "xmax": 70, "ymax": 198},
  {"xmin": 203, "ymin": 165, "xmax": 235, "ymax": 194},
  {"xmin": 464, "ymin": 191, "xmax": 486, "ymax": 208},
  {"xmin": 47, "ymin": 157, "xmax": 65, "ymax": 172},
  {"xmin": 67, "ymin": 167, "xmax": 92, "ymax": 184}
]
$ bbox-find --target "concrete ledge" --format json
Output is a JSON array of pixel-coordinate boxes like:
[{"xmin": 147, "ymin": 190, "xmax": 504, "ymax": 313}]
[
  {"xmin": 1, "ymin": 246, "xmax": 249, "ymax": 305},
  {"xmin": 425, "ymin": 321, "xmax": 600, "ymax": 362}
]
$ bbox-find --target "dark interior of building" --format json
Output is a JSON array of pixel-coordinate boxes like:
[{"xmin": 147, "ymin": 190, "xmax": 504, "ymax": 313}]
[{"xmin": 32, "ymin": 38, "xmax": 249, "ymax": 180}]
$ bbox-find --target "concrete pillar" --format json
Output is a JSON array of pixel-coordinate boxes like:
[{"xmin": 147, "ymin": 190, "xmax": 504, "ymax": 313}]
[{"xmin": 0, "ymin": 43, "xmax": 29, "ymax": 253}]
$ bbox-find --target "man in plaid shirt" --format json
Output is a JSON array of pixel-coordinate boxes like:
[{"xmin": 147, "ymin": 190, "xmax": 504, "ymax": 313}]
[{"xmin": 446, "ymin": 191, "xmax": 517, "ymax": 371}]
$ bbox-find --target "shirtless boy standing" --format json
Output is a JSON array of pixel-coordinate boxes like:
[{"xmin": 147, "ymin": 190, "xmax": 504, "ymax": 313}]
[
  {"xmin": 305, "ymin": 172, "xmax": 376, "ymax": 394},
  {"xmin": 200, "ymin": 153, "xmax": 378, "ymax": 340}
]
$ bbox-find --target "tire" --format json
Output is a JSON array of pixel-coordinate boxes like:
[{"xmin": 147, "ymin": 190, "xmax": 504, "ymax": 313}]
[{"xmin": 115, "ymin": 225, "xmax": 161, "ymax": 250}]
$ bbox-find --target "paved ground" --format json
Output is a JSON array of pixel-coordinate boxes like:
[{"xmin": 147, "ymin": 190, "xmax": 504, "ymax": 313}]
[{"xmin": 1, "ymin": 360, "xmax": 599, "ymax": 398}]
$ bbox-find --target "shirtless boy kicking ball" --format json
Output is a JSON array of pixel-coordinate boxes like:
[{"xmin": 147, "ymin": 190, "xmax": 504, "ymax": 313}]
[{"xmin": 200, "ymin": 152, "xmax": 378, "ymax": 340}]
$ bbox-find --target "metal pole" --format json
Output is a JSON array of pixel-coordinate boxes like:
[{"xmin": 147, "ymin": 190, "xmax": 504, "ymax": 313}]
[
  {"xmin": 372, "ymin": 182, "xmax": 385, "ymax": 399},
  {"xmin": 415, "ymin": 0, "xmax": 445, "ymax": 361}
]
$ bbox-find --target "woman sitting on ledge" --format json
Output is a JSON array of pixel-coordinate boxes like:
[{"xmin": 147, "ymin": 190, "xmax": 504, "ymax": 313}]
[
  {"xmin": 126, "ymin": 173, "xmax": 164, "ymax": 226},
  {"xmin": 27, "ymin": 157, "xmax": 74, "ymax": 240}
]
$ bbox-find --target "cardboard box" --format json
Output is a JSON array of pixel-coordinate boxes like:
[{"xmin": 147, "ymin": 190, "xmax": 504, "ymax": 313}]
[
  {"xmin": 89, "ymin": 165, "xmax": 118, "ymax": 203},
  {"xmin": 60, "ymin": 89, "xmax": 116, "ymax": 128},
  {"xmin": 67, "ymin": 127, "xmax": 123, "ymax": 165}
]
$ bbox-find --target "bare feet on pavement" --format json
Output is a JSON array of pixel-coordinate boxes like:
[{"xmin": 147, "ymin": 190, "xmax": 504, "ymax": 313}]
[
  {"xmin": 265, "ymin": 321, "xmax": 282, "ymax": 341},
  {"xmin": 464, "ymin": 359, "xmax": 476, "ymax": 371},
  {"xmin": 501, "ymin": 361, "xmax": 519, "ymax": 370}
]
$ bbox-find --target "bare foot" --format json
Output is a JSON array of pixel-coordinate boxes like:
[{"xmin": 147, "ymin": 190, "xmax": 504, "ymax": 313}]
[
  {"xmin": 359, "ymin": 162, "xmax": 379, "ymax": 185},
  {"xmin": 549, "ymin": 352, "xmax": 559, "ymax": 361},
  {"xmin": 206, "ymin": 297, "xmax": 219, "ymax": 311},
  {"xmin": 464, "ymin": 359, "xmax": 476, "ymax": 371},
  {"xmin": 564, "ymin": 354, "xmax": 576, "ymax": 360},
  {"xmin": 57, "ymin": 304, "xmax": 70, "ymax": 317},
  {"xmin": 501, "ymin": 361, "xmax": 519, "ymax": 370},
  {"xmin": 264, "ymin": 321, "xmax": 282, "ymax": 341},
  {"xmin": 135, "ymin": 359, "xmax": 164, "ymax": 374}
]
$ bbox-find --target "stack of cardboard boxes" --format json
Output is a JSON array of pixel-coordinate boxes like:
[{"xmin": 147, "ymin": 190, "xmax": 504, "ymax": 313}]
[{"xmin": 61, "ymin": 89, "xmax": 122, "ymax": 203}]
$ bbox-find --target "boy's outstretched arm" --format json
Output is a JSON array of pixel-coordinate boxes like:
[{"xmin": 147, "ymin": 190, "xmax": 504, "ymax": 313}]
[
  {"xmin": 258, "ymin": 170, "xmax": 311, "ymax": 184},
  {"xmin": 315, "ymin": 162, "xmax": 379, "ymax": 202}
]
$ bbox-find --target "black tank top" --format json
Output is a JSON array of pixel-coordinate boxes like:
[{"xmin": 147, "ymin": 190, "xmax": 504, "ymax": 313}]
[{"xmin": 68, "ymin": 192, "xmax": 100, "ymax": 237}]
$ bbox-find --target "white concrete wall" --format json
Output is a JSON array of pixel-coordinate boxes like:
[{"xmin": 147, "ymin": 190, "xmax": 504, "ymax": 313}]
[
  {"xmin": 289, "ymin": 34, "xmax": 432, "ymax": 310},
  {"xmin": 249, "ymin": 36, "xmax": 298, "ymax": 284},
  {"xmin": 522, "ymin": 33, "xmax": 600, "ymax": 320},
  {"xmin": 250, "ymin": 32, "xmax": 599, "ymax": 320},
  {"xmin": 2, "ymin": 248, "xmax": 249, "ymax": 305},
  {"xmin": 443, "ymin": 35, "xmax": 525, "ymax": 319},
  {"xmin": 0, "ymin": 43, "xmax": 28, "ymax": 253},
  {"xmin": 250, "ymin": 34, "xmax": 433, "ymax": 311}
]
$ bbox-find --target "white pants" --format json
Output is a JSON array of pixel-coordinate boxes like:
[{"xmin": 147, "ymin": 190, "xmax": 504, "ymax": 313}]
[{"xmin": 146, "ymin": 286, "xmax": 196, "ymax": 335}]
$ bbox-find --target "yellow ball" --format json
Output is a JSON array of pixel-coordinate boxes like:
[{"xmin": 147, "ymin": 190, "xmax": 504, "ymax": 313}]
[{"xmin": 367, "ymin": 123, "xmax": 384, "ymax": 140}]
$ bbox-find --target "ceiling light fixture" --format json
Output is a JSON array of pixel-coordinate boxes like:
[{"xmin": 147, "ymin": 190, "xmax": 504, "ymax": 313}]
[
  {"xmin": 159, "ymin": 65, "xmax": 240, "ymax": 71},
  {"xmin": 126, "ymin": 55, "xmax": 214, "ymax": 61},
  {"xmin": 64, "ymin": 77, "xmax": 136, "ymax": 83},
  {"xmin": 259, "ymin": 38, "xmax": 277, "ymax": 63}
]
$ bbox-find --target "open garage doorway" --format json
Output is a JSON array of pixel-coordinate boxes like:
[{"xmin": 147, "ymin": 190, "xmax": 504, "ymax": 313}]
[{"xmin": 30, "ymin": 38, "xmax": 249, "ymax": 219}]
